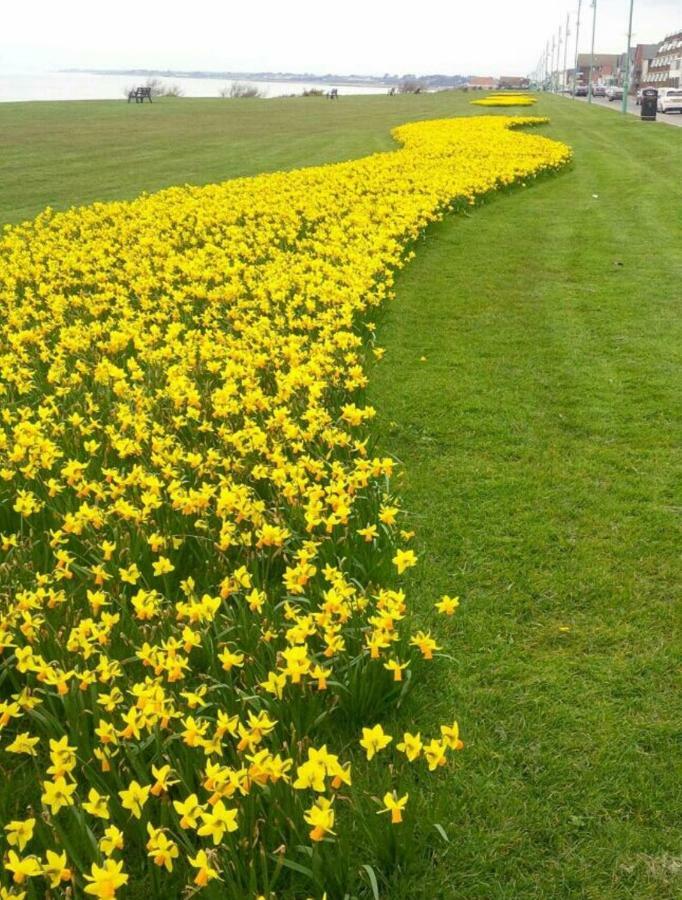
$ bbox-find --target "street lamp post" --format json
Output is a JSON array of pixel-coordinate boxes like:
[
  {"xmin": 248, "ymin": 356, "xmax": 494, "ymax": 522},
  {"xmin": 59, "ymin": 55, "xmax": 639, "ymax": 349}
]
[
  {"xmin": 563, "ymin": 13, "xmax": 570, "ymax": 92},
  {"xmin": 573, "ymin": 0, "xmax": 582, "ymax": 97},
  {"xmin": 621, "ymin": 0, "xmax": 635, "ymax": 114},
  {"xmin": 587, "ymin": 0, "xmax": 597, "ymax": 103}
]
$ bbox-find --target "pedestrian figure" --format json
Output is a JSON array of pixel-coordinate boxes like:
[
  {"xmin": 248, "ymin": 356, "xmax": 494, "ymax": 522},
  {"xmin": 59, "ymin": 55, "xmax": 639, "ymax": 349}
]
[{"xmin": 329, "ymin": 88, "xmax": 338, "ymax": 100}]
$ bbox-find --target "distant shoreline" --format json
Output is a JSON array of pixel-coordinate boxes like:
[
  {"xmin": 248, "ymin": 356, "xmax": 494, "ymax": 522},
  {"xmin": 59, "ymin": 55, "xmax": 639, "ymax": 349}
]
[{"xmin": 59, "ymin": 68, "xmax": 467, "ymax": 90}]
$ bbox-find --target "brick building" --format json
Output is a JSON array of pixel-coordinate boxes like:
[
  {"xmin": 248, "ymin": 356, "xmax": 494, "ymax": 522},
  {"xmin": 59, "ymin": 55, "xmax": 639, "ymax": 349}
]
[
  {"xmin": 466, "ymin": 76, "xmax": 497, "ymax": 90},
  {"xmin": 576, "ymin": 53, "xmax": 619, "ymax": 85},
  {"xmin": 631, "ymin": 43, "xmax": 660, "ymax": 91}
]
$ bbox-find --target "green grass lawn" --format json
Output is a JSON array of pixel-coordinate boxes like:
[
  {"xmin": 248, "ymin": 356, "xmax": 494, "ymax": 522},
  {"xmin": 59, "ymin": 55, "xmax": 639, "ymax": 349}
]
[
  {"xmin": 3, "ymin": 93, "xmax": 682, "ymax": 898},
  {"xmin": 1, "ymin": 92, "xmax": 478, "ymax": 224}
]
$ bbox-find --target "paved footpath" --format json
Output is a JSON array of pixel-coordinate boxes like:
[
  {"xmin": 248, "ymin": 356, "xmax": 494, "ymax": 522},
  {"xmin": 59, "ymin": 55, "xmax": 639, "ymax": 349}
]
[{"xmin": 570, "ymin": 94, "xmax": 682, "ymax": 128}]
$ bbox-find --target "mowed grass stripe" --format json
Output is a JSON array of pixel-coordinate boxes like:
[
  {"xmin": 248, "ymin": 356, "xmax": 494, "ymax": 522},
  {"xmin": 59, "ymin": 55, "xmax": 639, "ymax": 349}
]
[{"xmin": 370, "ymin": 101, "xmax": 682, "ymax": 898}]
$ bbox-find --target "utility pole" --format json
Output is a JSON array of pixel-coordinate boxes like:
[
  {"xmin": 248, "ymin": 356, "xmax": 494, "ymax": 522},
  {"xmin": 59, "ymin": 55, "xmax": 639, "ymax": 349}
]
[
  {"xmin": 549, "ymin": 35, "xmax": 556, "ymax": 91},
  {"xmin": 563, "ymin": 13, "xmax": 570, "ymax": 92},
  {"xmin": 573, "ymin": 0, "xmax": 582, "ymax": 96},
  {"xmin": 621, "ymin": 0, "xmax": 635, "ymax": 114},
  {"xmin": 588, "ymin": 0, "xmax": 597, "ymax": 103}
]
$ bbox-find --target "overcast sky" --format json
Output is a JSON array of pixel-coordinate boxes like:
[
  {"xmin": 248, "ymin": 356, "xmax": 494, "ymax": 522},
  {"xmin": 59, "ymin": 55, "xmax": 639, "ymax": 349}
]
[{"xmin": 2, "ymin": 0, "xmax": 680, "ymax": 76}]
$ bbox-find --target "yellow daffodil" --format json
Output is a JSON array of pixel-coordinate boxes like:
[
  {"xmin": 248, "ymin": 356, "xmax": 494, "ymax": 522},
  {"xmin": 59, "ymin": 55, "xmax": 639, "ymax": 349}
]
[
  {"xmin": 359, "ymin": 724, "xmax": 393, "ymax": 760},
  {"xmin": 41, "ymin": 777, "xmax": 77, "ymax": 815},
  {"xmin": 173, "ymin": 793, "xmax": 204, "ymax": 829},
  {"xmin": 396, "ymin": 731, "xmax": 423, "ymax": 761},
  {"xmin": 197, "ymin": 800, "xmax": 239, "ymax": 844},
  {"xmin": 5, "ymin": 732, "xmax": 39, "ymax": 756},
  {"xmin": 378, "ymin": 791, "xmax": 409, "ymax": 823},
  {"xmin": 5, "ymin": 851, "xmax": 42, "ymax": 884},
  {"xmin": 424, "ymin": 739, "xmax": 448, "ymax": 771},
  {"xmin": 146, "ymin": 824, "xmax": 179, "ymax": 871},
  {"xmin": 188, "ymin": 849, "xmax": 221, "ymax": 887},
  {"xmin": 41, "ymin": 850, "xmax": 72, "ymax": 889},
  {"xmin": 82, "ymin": 787, "xmax": 110, "ymax": 819},
  {"xmin": 150, "ymin": 763, "xmax": 179, "ymax": 796},
  {"xmin": 118, "ymin": 780, "xmax": 150, "ymax": 819},
  {"xmin": 435, "ymin": 595, "xmax": 460, "ymax": 615},
  {"xmin": 392, "ymin": 548, "xmax": 417, "ymax": 575},
  {"xmin": 304, "ymin": 797, "xmax": 335, "ymax": 841},
  {"xmin": 383, "ymin": 659, "xmax": 409, "ymax": 681},
  {"xmin": 5, "ymin": 819, "xmax": 35, "ymax": 852},
  {"xmin": 99, "ymin": 825, "xmax": 124, "ymax": 856},
  {"xmin": 440, "ymin": 720, "xmax": 464, "ymax": 751},
  {"xmin": 83, "ymin": 859, "xmax": 128, "ymax": 898}
]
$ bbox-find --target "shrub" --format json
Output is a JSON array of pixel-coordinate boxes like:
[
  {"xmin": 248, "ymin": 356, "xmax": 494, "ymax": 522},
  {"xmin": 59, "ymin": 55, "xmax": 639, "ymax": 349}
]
[
  {"xmin": 398, "ymin": 79, "xmax": 424, "ymax": 94},
  {"xmin": 219, "ymin": 81, "xmax": 265, "ymax": 99},
  {"xmin": 161, "ymin": 83, "xmax": 185, "ymax": 98}
]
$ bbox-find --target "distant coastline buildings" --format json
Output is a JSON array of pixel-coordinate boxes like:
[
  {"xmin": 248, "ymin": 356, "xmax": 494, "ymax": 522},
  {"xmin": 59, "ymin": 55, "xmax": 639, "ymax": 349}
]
[
  {"xmin": 543, "ymin": 27, "xmax": 682, "ymax": 93},
  {"xmin": 465, "ymin": 75, "xmax": 529, "ymax": 90}
]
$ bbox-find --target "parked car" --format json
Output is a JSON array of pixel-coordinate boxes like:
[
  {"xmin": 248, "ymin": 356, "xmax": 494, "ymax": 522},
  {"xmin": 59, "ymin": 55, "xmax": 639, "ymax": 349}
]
[
  {"xmin": 592, "ymin": 85, "xmax": 606, "ymax": 97},
  {"xmin": 657, "ymin": 88, "xmax": 682, "ymax": 113},
  {"xmin": 606, "ymin": 86, "xmax": 623, "ymax": 102},
  {"xmin": 574, "ymin": 85, "xmax": 588, "ymax": 97}
]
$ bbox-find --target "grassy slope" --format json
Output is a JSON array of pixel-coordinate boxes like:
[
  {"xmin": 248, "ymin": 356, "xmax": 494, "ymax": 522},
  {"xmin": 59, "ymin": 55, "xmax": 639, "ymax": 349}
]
[
  {"xmin": 2, "ymin": 94, "xmax": 682, "ymax": 897},
  {"xmin": 371, "ymin": 103, "xmax": 682, "ymax": 898}
]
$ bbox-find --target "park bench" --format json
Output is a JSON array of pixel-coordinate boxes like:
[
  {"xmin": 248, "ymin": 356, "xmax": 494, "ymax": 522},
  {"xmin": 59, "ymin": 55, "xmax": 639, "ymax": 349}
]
[{"xmin": 128, "ymin": 87, "xmax": 153, "ymax": 104}]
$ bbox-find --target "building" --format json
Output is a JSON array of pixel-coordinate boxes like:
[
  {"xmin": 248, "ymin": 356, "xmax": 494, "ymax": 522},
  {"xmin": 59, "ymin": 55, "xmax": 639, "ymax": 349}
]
[
  {"xmin": 466, "ymin": 76, "xmax": 497, "ymax": 90},
  {"xmin": 498, "ymin": 76, "xmax": 530, "ymax": 90},
  {"xmin": 615, "ymin": 48, "xmax": 636, "ymax": 87},
  {"xmin": 576, "ymin": 53, "xmax": 619, "ymax": 85},
  {"xmin": 631, "ymin": 43, "xmax": 659, "ymax": 91},
  {"xmin": 646, "ymin": 31, "xmax": 682, "ymax": 88}
]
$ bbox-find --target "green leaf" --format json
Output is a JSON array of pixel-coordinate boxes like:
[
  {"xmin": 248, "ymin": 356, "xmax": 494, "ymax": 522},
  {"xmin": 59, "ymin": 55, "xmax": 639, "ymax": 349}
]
[
  {"xmin": 434, "ymin": 823, "xmax": 450, "ymax": 843},
  {"xmin": 275, "ymin": 855, "xmax": 314, "ymax": 879},
  {"xmin": 361, "ymin": 864, "xmax": 381, "ymax": 900}
]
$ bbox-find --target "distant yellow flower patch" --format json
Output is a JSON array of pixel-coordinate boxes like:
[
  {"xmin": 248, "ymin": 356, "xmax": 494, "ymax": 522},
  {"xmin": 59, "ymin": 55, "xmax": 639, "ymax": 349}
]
[
  {"xmin": 471, "ymin": 93, "xmax": 538, "ymax": 107},
  {"xmin": 0, "ymin": 115, "xmax": 570, "ymax": 896}
]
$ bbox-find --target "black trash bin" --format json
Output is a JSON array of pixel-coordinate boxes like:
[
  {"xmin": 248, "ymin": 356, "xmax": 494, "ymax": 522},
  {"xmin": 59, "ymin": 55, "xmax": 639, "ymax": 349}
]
[{"xmin": 641, "ymin": 88, "xmax": 657, "ymax": 121}]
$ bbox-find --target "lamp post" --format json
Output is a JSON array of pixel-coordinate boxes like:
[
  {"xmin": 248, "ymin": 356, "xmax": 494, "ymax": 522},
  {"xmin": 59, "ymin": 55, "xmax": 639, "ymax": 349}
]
[
  {"xmin": 587, "ymin": 0, "xmax": 597, "ymax": 103},
  {"xmin": 573, "ymin": 0, "xmax": 582, "ymax": 97},
  {"xmin": 563, "ymin": 13, "xmax": 570, "ymax": 92},
  {"xmin": 621, "ymin": 0, "xmax": 635, "ymax": 113}
]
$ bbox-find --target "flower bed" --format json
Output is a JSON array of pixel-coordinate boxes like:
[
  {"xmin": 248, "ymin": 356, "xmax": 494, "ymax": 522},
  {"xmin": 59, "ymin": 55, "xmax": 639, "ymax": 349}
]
[
  {"xmin": 0, "ymin": 115, "xmax": 570, "ymax": 898},
  {"xmin": 471, "ymin": 94, "xmax": 538, "ymax": 107}
]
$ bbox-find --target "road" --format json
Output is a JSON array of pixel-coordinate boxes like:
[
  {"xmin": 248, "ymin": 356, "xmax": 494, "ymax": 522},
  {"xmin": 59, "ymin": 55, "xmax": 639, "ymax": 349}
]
[{"xmin": 569, "ymin": 93, "xmax": 682, "ymax": 128}]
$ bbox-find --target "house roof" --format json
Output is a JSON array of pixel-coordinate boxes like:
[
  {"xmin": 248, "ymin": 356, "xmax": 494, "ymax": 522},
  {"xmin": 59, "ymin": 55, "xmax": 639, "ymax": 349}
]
[
  {"xmin": 499, "ymin": 76, "xmax": 529, "ymax": 83},
  {"xmin": 467, "ymin": 76, "xmax": 496, "ymax": 86}
]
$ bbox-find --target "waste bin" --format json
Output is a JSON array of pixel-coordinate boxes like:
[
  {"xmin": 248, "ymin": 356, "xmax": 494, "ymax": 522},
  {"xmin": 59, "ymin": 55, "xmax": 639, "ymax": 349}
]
[{"xmin": 641, "ymin": 88, "xmax": 657, "ymax": 121}]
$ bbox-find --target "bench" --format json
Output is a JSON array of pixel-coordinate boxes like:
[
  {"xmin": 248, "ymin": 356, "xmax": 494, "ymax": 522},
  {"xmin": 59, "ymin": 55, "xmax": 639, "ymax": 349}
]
[{"xmin": 128, "ymin": 87, "xmax": 153, "ymax": 104}]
